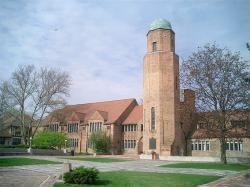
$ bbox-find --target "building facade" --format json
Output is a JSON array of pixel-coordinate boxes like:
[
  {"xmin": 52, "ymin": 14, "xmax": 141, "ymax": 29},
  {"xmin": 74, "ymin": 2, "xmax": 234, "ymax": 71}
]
[{"xmin": 41, "ymin": 18, "xmax": 249, "ymax": 158}]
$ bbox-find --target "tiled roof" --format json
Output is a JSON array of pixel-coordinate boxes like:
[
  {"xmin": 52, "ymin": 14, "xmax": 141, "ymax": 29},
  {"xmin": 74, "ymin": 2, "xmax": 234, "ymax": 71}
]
[
  {"xmin": 122, "ymin": 105, "xmax": 143, "ymax": 124},
  {"xmin": 44, "ymin": 98, "xmax": 137, "ymax": 124},
  {"xmin": 191, "ymin": 128, "xmax": 250, "ymax": 139},
  {"xmin": 192, "ymin": 129, "xmax": 212, "ymax": 138}
]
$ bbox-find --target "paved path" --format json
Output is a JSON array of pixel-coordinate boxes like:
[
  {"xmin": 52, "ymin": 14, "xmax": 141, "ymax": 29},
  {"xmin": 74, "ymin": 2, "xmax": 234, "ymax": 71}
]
[
  {"xmin": 13, "ymin": 156, "xmax": 238, "ymax": 177},
  {"xmin": 200, "ymin": 170, "xmax": 250, "ymax": 187},
  {"xmin": 0, "ymin": 168, "xmax": 49, "ymax": 187},
  {"xmin": 0, "ymin": 156, "xmax": 248, "ymax": 187}
]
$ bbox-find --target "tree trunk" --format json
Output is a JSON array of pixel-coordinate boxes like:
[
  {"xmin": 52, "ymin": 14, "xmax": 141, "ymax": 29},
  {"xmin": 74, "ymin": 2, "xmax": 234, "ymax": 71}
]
[
  {"xmin": 220, "ymin": 137, "xmax": 227, "ymax": 164},
  {"xmin": 184, "ymin": 138, "xmax": 188, "ymax": 156}
]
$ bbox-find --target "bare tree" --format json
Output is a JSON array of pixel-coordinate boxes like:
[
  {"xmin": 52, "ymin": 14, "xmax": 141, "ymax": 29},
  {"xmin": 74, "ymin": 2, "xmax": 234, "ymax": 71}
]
[
  {"xmin": 4, "ymin": 65, "xmax": 36, "ymax": 143},
  {"xmin": 30, "ymin": 67, "xmax": 71, "ymax": 137},
  {"xmin": 182, "ymin": 43, "xmax": 249, "ymax": 163},
  {"xmin": 3, "ymin": 65, "xmax": 71, "ymax": 144},
  {"xmin": 247, "ymin": 42, "xmax": 250, "ymax": 51}
]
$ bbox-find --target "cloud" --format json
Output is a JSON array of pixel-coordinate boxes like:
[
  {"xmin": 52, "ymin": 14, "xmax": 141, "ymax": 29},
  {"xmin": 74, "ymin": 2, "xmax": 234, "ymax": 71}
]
[{"xmin": 0, "ymin": 0, "xmax": 249, "ymax": 104}]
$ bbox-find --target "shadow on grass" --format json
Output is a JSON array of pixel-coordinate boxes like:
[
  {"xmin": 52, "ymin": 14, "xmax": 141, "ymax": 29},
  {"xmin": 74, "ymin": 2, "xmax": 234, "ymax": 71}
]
[{"xmin": 93, "ymin": 180, "xmax": 111, "ymax": 185}]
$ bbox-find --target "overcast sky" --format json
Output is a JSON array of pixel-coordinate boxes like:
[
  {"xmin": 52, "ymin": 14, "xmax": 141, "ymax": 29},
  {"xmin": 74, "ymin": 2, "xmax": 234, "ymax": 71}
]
[{"xmin": 1, "ymin": 0, "xmax": 250, "ymax": 104}]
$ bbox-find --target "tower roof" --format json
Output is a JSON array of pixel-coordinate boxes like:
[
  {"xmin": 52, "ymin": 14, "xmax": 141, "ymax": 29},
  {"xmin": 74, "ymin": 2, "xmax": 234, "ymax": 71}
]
[{"xmin": 149, "ymin": 18, "xmax": 172, "ymax": 31}]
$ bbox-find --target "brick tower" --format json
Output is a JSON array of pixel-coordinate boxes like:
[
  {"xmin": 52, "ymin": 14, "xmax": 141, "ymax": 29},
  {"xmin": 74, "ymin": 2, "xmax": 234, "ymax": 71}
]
[{"xmin": 143, "ymin": 18, "xmax": 182, "ymax": 156}]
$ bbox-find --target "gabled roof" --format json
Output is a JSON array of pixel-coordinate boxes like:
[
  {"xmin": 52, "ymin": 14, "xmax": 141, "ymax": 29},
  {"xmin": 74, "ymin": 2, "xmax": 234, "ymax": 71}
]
[
  {"xmin": 85, "ymin": 110, "xmax": 108, "ymax": 122},
  {"xmin": 44, "ymin": 98, "xmax": 137, "ymax": 124},
  {"xmin": 122, "ymin": 105, "xmax": 143, "ymax": 125}
]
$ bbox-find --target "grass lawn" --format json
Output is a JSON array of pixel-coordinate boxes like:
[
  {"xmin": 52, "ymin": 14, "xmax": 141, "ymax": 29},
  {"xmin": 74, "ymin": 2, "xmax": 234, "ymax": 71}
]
[
  {"xmin": 0, "ymin": 157, "xmax": 61, "ymax": 167},
  {"xmin": 160, "ymin": 162, "xmax": 250, "ymax": 171},
  {"xmin": 54, "ymin": 171, "xmax": 221, "ymax": 187},
  {"xmin": 62, "ymin": 157, "xmax": 128, "ymax": 163}
]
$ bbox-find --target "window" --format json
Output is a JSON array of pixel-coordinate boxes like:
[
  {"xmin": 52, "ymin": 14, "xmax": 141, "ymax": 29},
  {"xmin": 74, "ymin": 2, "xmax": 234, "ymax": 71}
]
[
  {"xmin": 149, "ymin": 138, "xmax": 156, "ymax": 149},
  {"xmin": 89, "ymin": 122, "xmax": 102, "ymax": 132},
  {"xmin": 195, "ymin": 142, "xmax": 198, "ymax": 150},
  {"xmin": 48, "ymin": 123, "xmax": 59, "ymax": 132},
  {"xmin": 123, "ymin": 124, "xmax": 137, "ymax": 132},
  {"xmin": 11, "ymin": 126, "xmax": 21, "ymax": 136},
  {"xmin": 226, "ymin": 140, "xmax": 243, "ymax": 151},
  {"xmin": 206, "ymin": 141, "xmax": 210, "ymax": 151},
  {"xmin": 12, "ymin": 137, "xmax": 21, "ymax": 145},
  {"xmin": 123, "ymin": 139, "xmax": 136, "ymax": 149},
  {"xmin": 191, "ymin": 141, "xmax": 210, "ymax": 151},
  {"xmin": 141, "ymin": 124, "xmax": 143, "ymax": 131},
  {"xmin": 171, "ymin": 35, "xmax": 174, "ymax": 51},
  {"xmin": 198, "ymin": 141, "xmax": 202, "ymax": 150},
  {"xmin": 68, "ymin": 123, "xmax": 79, "ymax": 133},
  {"xmin": 152, "ymin": 42, "xmax": 157, "ymax": 52},
  {"xmin": 69, "ymin": 138, "xmax": 79, "ymax": 148},
  {"xmin": 151, "ymin": 107, "xmax": 155, "ymax": 130},
  {"xmin": 0, "ymin": 137, "xmax": 4, "ymax": 145}
]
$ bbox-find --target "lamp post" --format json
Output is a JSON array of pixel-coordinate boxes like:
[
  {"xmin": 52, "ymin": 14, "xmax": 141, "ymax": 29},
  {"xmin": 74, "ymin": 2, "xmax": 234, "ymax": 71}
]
[
  {"xmin": 63, "ymin": 139, "xmax": 71, "ymax": 174},
  {"xmin": 28, "ymin": 137, "xmax": 32, "ymax": 153},
  {"xmin": 64, "ymin": 139, "xmax": 67, "ymax": 154}
]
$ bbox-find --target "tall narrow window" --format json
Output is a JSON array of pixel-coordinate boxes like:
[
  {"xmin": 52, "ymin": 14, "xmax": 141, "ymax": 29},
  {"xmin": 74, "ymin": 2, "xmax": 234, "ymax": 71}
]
[
  {"xmin": 149, "ymin": 138, "xmax": 156, "ymax": 149},
  {"xmin": 152, "ymin": 42, "xmax": 157, "ymax": 52},
  {"xmin": 151, "ymin": 107, "xmax": 155, "ymax": 130}
]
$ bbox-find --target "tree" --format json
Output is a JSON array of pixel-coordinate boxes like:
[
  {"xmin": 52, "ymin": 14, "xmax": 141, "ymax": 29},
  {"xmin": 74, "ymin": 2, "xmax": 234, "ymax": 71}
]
[
  {"xmin": 182, "ymin": 43, "xmax": 249, "ymax": 163},
  {"xmin": 89, "ymin": 131, "xmax": 111, "ymax": 154},
  {"xmin": 3, "ymin": 64, "xmax": 71, "ymax": 144},
  {"xmin": 247, "ymin": 42, "xmax": 250, "ymax": 51},
  {"xmin": 32, "ymin": 131, "xmax": 67, "ymax": 149}
]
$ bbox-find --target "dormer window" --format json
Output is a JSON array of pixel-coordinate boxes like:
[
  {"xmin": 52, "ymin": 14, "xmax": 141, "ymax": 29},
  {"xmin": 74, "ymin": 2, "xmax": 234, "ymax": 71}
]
[
  {"xmin": 89, "ymin": 122, "xmax": 102, "ymax": 132},
  {"xmin": 152, "ymin": 42, "xmax": 157, "ymax": 52},
  {"xmin": 67, "ymin": 122, "xmax": 79, "ymax": 133}
]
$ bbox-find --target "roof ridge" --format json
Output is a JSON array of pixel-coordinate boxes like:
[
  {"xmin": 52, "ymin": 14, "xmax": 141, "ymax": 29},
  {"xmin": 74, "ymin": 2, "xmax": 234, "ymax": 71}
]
[{"xmin": 66, "ymin": 98, "xmax": 136, "ymax": 107}]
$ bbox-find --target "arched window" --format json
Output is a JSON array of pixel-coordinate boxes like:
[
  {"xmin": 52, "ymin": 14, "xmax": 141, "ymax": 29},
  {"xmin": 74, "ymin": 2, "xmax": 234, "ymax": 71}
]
[
  {"xmin": 151, "ymin": 107, "xmax": 155, "ymax": 130},
  {"xmin": 152, "ymin": 42, "xmax": 157, "ymax": 52},
  {"xmin": 149, "ymin": 138, "xmax": 156, "ymax": 149}
]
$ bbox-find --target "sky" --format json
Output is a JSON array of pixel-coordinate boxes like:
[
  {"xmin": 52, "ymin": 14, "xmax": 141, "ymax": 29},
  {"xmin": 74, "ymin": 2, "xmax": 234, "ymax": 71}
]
[{"xmin": 0, "ymin": 0, "xmax": 250, "ymax": 104}]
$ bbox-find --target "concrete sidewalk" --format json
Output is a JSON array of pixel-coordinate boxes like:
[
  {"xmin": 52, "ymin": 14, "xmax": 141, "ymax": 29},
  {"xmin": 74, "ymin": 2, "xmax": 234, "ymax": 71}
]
[
  {"xmin": 1, "ymin": 156, "xmax": 249, "ymax": 187},
  {"xmin": 199, "ymin": 170, "xmax": 250, "ymax": 187},
  {"xmin": 0, "ymin": 168, "xmax": 49, "ymax": 187}
]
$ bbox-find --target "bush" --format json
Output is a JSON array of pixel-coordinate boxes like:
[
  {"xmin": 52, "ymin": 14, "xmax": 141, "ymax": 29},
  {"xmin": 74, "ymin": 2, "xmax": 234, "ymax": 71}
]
[
  {"xmin": 32, "ymin": 145, "xmax": 56, "ymax": 149},
  {"xmin": 63, "ymin": 166, "xmax": 99, "ymax": 184},
  {"xmin": 0, "ymin": 144, "xmax": 28, "ymax": 148},
  {"xmin": 32, "ymin": 131, "xmax": 67, "ymax": 149},
  {"xmin": 89, "ymin": 131, "xmax": 111, "ymax": 154},
  {"xmin": 15, "ymin": 144, "xmax": 29, "ymax": 148}
]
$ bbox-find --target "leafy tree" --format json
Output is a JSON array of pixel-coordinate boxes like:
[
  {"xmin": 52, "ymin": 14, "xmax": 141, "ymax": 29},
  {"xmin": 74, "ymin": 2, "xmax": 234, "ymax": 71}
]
[
  {"xmin": 89, "ymin": 131, "xmax": 111, "ymax": 154},
  {"xmin": 32, "ymin": 131, "xmax": 67, "ymax": 149},
  {"xmin": 182, "ymin": 43, "xmax": 249, "ymax": 164}
]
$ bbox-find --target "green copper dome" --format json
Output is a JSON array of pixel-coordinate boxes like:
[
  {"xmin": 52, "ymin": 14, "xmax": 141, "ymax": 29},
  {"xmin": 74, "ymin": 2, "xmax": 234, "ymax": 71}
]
[{"xmin": 149, "ymin": 18, "xmax": 172, "ymax": 31}]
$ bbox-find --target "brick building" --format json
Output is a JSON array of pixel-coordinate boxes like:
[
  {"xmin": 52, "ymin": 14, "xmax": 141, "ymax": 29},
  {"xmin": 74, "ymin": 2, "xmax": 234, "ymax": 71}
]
[{"xmin": 42, "ymin": 18, "xmax": 249, "ymax": 158}]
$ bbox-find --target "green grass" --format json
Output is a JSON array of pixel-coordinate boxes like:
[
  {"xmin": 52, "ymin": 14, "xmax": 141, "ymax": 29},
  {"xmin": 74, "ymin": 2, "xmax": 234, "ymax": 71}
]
[
  {"xmin": 53, "ymin": 171, "xmax": 221, "ymax": 187},
  {"xmin": 62, "ymin": 157, "xmax": 128, "ymax": 163},
  {"xmin": 160, "ymin": 162, "xmax": 250, "ymax": 171},
  {"xmin": 0, "ymin": 157, "xmax": 61, "ymax": 167}
]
